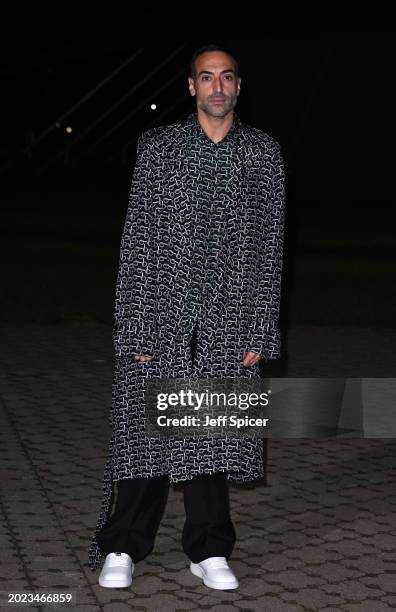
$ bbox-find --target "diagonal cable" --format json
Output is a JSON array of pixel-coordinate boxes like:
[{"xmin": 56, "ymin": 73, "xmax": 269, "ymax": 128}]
[
  {"xmin": 38, "ymin": 45, "xmax": 189, "ymax": 172},
  {"xmin": 0, "ymin": 47, "xmax": 146, "ymax": 174},
  {"xmin": 73, "ymin": 62, "xmax": 190, "ymax": 162},
  {"xmin": 24, "ymin": 47, "xmax": 146, "ymax": 154}
]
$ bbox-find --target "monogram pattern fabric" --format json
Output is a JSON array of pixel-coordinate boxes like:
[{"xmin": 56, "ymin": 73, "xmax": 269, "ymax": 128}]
[{"xmin": 88, "ymin": 111, "xmax": 286, "ymax": 570}]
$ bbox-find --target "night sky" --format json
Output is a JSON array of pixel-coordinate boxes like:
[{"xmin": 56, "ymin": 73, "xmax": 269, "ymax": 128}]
[{"xmin": 2, "ymin": 32, "xmax": 395, "ymax": 203}]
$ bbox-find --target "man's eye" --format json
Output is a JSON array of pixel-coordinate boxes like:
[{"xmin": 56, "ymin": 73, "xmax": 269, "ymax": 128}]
[{"xmin": 201, "ymin": 74, "xmax": 233, "ymax": 81}]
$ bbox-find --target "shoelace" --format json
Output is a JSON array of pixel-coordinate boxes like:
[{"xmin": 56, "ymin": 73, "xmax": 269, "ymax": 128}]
[{"xmin": 108, "ymin": 553, "xmax": 131, "ymax": 567}]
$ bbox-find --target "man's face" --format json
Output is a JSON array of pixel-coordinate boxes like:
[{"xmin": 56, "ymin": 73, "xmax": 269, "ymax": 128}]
[{"xmin": 188, "ymin": 51, "xmax": 241, "ymax": 118}]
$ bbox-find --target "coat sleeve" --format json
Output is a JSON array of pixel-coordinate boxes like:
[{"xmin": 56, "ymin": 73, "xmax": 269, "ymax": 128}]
[
  {"xmin": 247, "ymin": 140, "xmax": 286, "ymax": 359},
  {"xmin": 112, "ymin": 131, "xmax": 158, "ymax": 358}
]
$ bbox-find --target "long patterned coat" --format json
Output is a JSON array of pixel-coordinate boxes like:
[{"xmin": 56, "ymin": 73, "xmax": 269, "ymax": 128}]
[{"xmin": 88, "ymin": 109, "xmax": 286, "ymax": 570}]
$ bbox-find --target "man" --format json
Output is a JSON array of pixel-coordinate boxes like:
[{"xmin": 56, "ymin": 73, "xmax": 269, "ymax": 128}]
[{"xmin": 88, "ymin": 43, "xmax": 286, "ymax": 591}]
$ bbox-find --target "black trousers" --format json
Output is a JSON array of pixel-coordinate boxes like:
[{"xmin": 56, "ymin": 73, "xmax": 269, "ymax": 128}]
[{"xmin": 96, "ymin": 472, "xmax": 236, "ymax": 564}]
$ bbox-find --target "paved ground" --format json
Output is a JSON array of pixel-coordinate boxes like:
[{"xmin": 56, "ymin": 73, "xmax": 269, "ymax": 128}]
[{"xmin": 0, "ymin": 321, "xmax": 395, "ymax": 611}]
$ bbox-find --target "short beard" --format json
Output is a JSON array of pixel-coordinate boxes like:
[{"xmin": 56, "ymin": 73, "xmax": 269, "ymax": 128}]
[{"xmin": 198, "ymin": 96, "xmax": 237, "ymax": 118}]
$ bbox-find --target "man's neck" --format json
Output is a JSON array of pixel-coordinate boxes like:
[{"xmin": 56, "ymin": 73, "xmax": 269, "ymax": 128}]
[{"xmin": 197, "ymin": 109, "xmax": 234, "ymax": 144}]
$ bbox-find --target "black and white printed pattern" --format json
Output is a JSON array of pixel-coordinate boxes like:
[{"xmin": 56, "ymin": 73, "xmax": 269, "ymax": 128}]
[{"xmin": 88, "ymin": 110, "xmax": 286, "ymax": 570}]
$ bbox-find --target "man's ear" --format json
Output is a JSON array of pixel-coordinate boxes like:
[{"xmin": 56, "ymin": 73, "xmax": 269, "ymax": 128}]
[{"xmin": 188, "ymin": 77, "xmax": 196, "ymax": 97}]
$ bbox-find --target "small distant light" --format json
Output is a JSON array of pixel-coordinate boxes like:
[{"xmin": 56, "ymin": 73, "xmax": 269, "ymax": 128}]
[
  {"xmin": 150, "ymin": 104, "xmax": 157, "ymax": 110},
  {"xmin": 55, "ymin": 122, "xmax": 60, "ymax": 128},
  {"xmin": 65, "ymin": 126, "xmax": 73, "ymax": 134}
]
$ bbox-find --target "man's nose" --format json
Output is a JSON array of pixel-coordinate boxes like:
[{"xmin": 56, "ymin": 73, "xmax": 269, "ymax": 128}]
[{"xmin": 212, "ymin": 77, "xmax": 224, "ymax": 92}]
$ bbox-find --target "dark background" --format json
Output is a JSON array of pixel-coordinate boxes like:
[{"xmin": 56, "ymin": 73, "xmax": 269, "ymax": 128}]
[{"xmin": 1, "ymin": 32, "xmax": 395, "ymax": 344}]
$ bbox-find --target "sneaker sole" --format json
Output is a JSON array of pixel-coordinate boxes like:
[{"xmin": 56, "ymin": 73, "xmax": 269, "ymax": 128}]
[
  {"xmin": 190, "ymin": 562, "xmax": 239, "ymax": 590},
  {"xmin": 99, "ymin": 576, "xmax": 132, "ymax": 588}
]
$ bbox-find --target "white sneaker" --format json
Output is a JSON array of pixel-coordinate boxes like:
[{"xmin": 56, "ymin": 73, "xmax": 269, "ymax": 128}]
[
  {"xmin": 190, "ymin": 556, "xmax": 239, "ymax": 590},
  {"xmin": 98, "ymin": 552, "xmax": 134, "ymax": 588}
]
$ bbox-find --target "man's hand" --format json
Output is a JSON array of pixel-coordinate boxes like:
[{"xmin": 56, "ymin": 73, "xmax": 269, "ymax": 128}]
[
  {"xmin": 133, "ymin": 355, "xmax": 155, "ymax": 362},
  {"xmin": 243, "ymin": 351, "xmax": 262, "ymax": 367}
]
